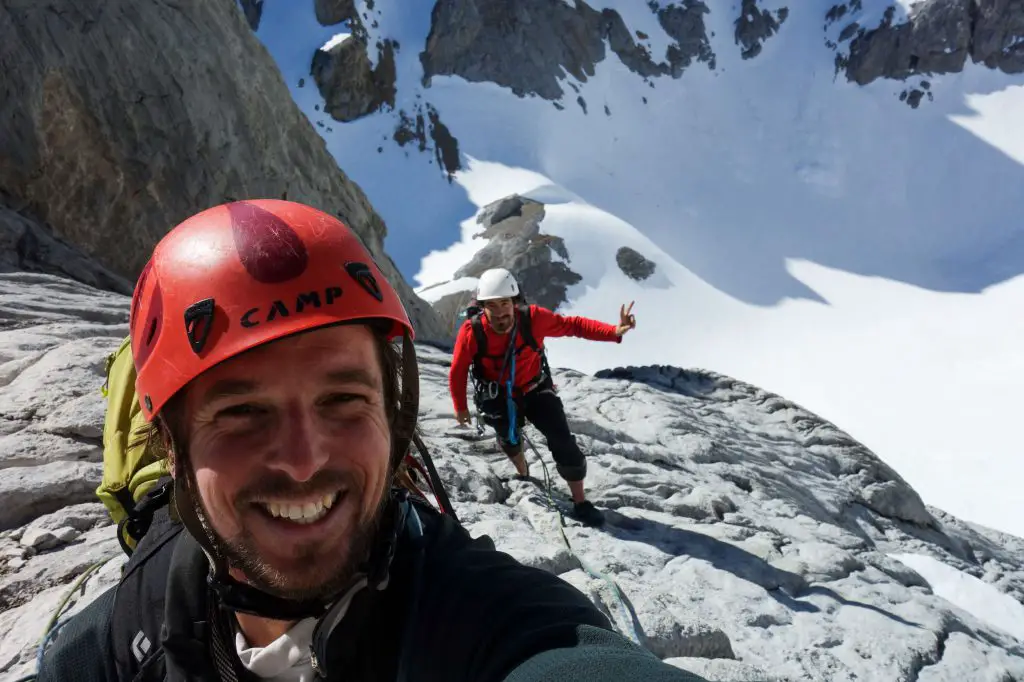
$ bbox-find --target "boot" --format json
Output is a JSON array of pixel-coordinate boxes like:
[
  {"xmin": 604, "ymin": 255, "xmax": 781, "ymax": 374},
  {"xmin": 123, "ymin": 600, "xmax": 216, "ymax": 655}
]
[{"xmin": 571, "ymin": 500, "xmax": 605, "ymax": 527}]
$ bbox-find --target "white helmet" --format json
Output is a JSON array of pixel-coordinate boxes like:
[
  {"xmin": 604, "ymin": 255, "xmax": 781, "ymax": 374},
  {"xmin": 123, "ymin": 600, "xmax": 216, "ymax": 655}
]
[{"xmin": 476, "ymin": 268, "xmax": 520, "ymax": 301}]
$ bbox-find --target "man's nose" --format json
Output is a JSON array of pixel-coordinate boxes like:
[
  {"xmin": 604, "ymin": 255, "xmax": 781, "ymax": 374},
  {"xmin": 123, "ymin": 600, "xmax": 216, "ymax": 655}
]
[{"xmin": 265, "ymin": 402, "xmax": 329, "ymax": 482}]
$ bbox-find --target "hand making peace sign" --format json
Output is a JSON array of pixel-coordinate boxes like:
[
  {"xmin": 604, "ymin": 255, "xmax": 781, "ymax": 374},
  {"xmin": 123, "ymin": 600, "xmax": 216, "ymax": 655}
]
[{"xmin": 615, "ymin": 301, "xmax": 636, "ymax": 337}]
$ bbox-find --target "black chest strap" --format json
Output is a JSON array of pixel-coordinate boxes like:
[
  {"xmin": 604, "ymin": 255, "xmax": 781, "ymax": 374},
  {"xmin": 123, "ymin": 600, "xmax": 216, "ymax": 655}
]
[{"xmin": 469, "ymin": 304, "xmax": 547, "ymax": 394}]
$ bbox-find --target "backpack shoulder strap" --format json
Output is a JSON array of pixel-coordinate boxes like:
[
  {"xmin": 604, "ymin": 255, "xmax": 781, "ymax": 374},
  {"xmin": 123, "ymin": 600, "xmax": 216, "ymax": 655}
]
[
  {"xmin": 108, "ymin": 504, "xmax": 184, "ymax": 680},
  {"xmin": 517, "ymin": 303, "xmax": 540, "ymax": 352},
  {"xmin": 38, "ymin": 498, "xmax": 181, "ymax": 682},
  {"xmin": 469, "ymin": 313, "xmax": 489, "ymax": 369}
]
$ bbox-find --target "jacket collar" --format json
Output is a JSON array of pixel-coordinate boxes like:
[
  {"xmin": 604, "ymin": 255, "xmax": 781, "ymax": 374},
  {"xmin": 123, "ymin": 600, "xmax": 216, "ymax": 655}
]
[{"xmin": 158, "ymin": 495, "xmax": 425, "ymax": 682}]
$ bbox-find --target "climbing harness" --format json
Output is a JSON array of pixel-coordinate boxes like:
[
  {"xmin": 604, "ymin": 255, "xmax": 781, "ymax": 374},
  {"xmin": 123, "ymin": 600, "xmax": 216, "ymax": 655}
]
[
  {"xmin": 12, "ymin": 556, "xmax": 116, "ymax": 682},
  {"xmin": 519, "ymin": 430, "xmax": 644, "ymax": 648},
  {"xmin": 467, "ymin": 303, "xmax": 550, "ymax": 407},
  {"xmin": 475, "ymin": 314, "xmax": 522, "ymax": 446}
]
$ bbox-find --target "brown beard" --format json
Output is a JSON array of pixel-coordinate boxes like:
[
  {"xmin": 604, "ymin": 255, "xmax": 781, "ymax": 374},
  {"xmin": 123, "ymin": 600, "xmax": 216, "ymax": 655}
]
[
  {"xmin": 491, "ymin": 315, "xmax": 513, "ymax": 333},
  {"xmin": 196, "ymin": 467, "xmax": 394, "ymax": 603}
]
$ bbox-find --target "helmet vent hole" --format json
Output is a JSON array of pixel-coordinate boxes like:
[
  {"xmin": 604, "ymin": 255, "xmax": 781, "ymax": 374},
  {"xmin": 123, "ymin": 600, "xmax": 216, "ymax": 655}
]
[{"xmin": 146, "ymin": 318, "xmax": 157, "ymax": 346}]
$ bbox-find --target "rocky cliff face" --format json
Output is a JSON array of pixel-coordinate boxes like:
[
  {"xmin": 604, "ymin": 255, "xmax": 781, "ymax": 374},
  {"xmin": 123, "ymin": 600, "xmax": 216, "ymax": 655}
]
[
  {"xmin": 1, "ymin": 272, "xmax": 1023, "ymax": 681},
  {"xmin": 303, "ymin": 0, "xmax": 744, "ymax": 178},
  {"xmin": 0, "ymin": 0, "xmax": 444, "ymax": 340},
  {"xmin": 299, "ymin": 0, "xmax": 1023, "ymax": 175},
  {"xmin": 827, "ymin": 0, "xmax": 1024, "ymax": 107},
  {"xmin": 420, "ymin": 0, "xmax": 718, "ymax": 100}
]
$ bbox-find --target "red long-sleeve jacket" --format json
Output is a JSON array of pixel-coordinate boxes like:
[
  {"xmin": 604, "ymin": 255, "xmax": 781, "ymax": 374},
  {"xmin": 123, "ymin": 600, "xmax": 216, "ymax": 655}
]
[{"xmin": 448, "ymin": 304, "xmax": 621, "ymax": 413}]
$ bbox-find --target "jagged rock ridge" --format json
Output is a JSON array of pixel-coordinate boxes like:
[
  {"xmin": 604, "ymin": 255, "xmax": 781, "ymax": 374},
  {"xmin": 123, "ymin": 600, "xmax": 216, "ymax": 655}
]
[
  {"xmin": 266, "ymin": 0, "xmax": 1024, "ymax": 187},
  {"xmin": 827, "ymin": 0, "xmax": 1024, "ymax": 107},
  {"xmin": 298, "ymin": 0, "xmax": 799, "ymax": 176},
  {"xmin": 315, "ymin": 0, "xmax": 357, "ymax": 27},
  {"xmin": 308, "ymin": 0, "xmax": 463, "ymax": 178},
  {"xmin": 420, "ymin": 0, "xmax": 718, "ymax": 100}
]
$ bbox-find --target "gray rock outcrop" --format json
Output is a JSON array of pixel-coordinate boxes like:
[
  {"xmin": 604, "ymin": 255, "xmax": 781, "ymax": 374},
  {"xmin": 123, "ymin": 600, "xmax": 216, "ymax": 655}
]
[
  {"xmin": 314, "ymin": 0, "xmax": 356, "ymax": 27},
  {"xmin": 420, "ymin": 0, "xmax": 716, "ymax": 100},
  {"xmin": 312, "ymin": 37, "xmax": 398, "ymax": 123},
  {"xmin": 391, "ymin": 104, "xmax": 463, "ymax": 179},
  {"xmin": 0, "ymin": 0, "xmax": 444, "ymax": 340},
  {"xmin": 0, "ymin": 205, "xmax": 131, "ymax": 298},
  {"xmin": 830, "ymin": 0, "xmax": 1024, "ymax": 88},
  {"xmin": 735, "ymin": 0, "xmax": 789, "ymax": 60},
  {"xmin": 429, "ymin": 195, "xmax": 583, "ymax": 332},
  {"xmin": 616, "ymin": 246, "xmax": 658, "ymax": 282}
]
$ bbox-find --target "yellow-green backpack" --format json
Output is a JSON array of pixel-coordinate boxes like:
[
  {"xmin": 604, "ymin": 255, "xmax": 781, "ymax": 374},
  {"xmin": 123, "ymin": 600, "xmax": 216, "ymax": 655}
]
[{"xmin": 96, "ymin": 335, "xmax": 171, "ymax": 555}]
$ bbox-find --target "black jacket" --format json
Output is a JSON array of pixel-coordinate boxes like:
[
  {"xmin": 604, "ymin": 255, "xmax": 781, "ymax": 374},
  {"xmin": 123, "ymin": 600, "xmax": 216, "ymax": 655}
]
[{"xmin": 37, "ymin": 496, "xmax": 709, "ymax": 682}]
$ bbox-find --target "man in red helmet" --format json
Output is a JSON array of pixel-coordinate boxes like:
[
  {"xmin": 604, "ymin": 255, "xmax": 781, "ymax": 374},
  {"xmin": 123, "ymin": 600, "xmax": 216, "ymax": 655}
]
[
  {"xmin": 449, "ymin": 267, "xmax": 636, "ymax": 528},
  {"xmin": 37, "ymin": 200, "xmax": 702, "ymax": 682}
]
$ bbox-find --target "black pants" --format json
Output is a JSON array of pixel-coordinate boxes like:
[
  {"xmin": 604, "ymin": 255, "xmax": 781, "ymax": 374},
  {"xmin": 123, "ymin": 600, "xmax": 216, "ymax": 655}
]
[{"xmin": 476, "ymin": 379, "xmax": 587, "ymax": 482}]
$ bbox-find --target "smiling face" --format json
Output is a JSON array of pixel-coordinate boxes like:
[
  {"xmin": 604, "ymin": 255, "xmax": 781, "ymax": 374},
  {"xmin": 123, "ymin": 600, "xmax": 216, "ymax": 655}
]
[
  {"xmin": 176, "ymin": 323, "xmax": 393, "ymax": 601},
  {"xmin": 483, "ymin": 297, "xmax": 515, "ymax": 334}
]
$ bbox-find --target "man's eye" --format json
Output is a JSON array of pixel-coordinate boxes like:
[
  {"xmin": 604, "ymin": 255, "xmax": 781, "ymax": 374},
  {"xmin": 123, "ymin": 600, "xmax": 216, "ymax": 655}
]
[
  {"xmin": 322, "ymin": 393, "xmax": 361, "ymax": 405},
  {"xmin": 217, "ymin": 404, "xmax": 264, "ymax": 419}
]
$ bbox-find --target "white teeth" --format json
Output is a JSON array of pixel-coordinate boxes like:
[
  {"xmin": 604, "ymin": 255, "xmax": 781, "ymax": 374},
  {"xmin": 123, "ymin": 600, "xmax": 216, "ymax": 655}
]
[{"xmin": 261, "ymin": 491, "xmax": 340, "ymax": 524}]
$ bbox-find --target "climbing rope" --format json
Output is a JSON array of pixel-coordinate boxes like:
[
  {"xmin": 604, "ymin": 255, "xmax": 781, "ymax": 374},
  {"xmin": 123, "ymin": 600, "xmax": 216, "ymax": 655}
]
[
  {"xmin": 10, "ymin": 555, "xmax": 115, "ymax": 682},
  {"xmin": 506, "ymin": 350, "xmax": 518, "ymax": 447},
  {"xmin": 519, "ymin": 430, "xmax": 644, "ymax": 648}
]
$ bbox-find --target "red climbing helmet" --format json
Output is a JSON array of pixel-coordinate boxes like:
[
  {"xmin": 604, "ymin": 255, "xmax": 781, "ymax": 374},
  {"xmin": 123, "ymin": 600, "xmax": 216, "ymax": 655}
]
[{"xmin": 129, "ymin": 199, "xmax": 414, "ymax": 421}]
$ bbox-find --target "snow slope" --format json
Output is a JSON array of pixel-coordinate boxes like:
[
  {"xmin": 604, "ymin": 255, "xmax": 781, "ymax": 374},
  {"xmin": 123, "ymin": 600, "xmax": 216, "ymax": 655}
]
[
  {"xmin": 2, "ymin": 270, "xmax": 1024, "ymax": 682},
  {"xmin": 418, "ymin": 157, "xmax": 1024, "ymax": 543},
  {"xmin": 890, "ymin": 552, "xmax": 1024, "ymax": 643},
  {"xmin": 248, "ymin": 2, "xmax": 1024, "ymax": 536}
]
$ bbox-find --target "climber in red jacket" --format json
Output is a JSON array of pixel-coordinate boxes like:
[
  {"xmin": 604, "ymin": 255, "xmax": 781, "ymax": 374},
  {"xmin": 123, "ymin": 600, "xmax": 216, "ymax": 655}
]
[{"xmin": 449, "ymin": 268, "xmax": 636, "ymax": 527}]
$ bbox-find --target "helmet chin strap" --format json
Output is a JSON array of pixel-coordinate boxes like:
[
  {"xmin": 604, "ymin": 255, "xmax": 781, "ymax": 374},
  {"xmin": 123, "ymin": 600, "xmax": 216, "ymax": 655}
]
[{"xmin": 167, "ymin": 330, "xmax": 421, "ymax": 623}]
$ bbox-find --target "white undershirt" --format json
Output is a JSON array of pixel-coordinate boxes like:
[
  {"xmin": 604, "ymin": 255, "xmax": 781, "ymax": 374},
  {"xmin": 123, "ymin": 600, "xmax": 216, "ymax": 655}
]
[
  {"xmin": 234, "ymin": 617, "xmax": 318, "ymax": 682},
  {"xmin": 234, "ymin": 580, "xmax": 367, "ymax": 681}
]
